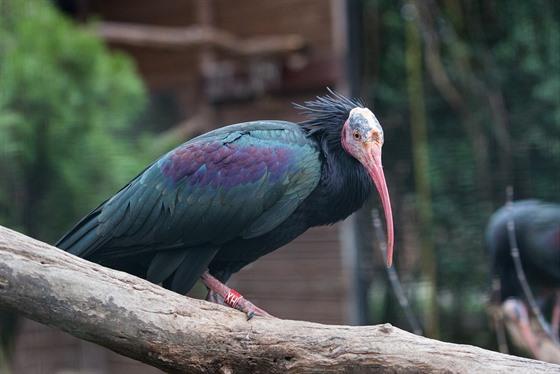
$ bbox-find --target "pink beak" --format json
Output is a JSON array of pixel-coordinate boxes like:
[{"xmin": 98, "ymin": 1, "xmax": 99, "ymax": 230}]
[{"xmin": 366, "ymin": 143, "xmax": 394, "ymax": 267}]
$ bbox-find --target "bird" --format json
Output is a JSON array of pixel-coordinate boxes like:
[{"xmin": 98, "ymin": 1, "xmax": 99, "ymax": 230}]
[
  {"xmin": 486, "ymin": 199, "xmax": 560, "ymax": 359},
  {"xmin": 56, "ymin": 91, "xmax": 394, "ymax": 317}
]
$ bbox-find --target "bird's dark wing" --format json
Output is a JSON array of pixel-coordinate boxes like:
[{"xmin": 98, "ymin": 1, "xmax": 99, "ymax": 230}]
[
  {"xmin": 520, "ymin": 201, "xmax": 560, "ymax": 281},
  {"xmin": 56, "ymin": 120, "xmax": 322, "ymax": 292}
]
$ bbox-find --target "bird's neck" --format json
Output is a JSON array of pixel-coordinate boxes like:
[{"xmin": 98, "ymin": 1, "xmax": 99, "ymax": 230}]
[
  {"xmin": 308, "ymin": 143, "xmax": 374, "ymax": 225},
  {"xmin": 329, "ymin": 147, "xmax": 373, "ymax": 203}
]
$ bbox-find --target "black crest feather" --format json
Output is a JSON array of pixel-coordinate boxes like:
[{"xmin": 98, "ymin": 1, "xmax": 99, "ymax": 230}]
[
  {"xmin": 294, "ymin": 89, "xmax": 364, "ymax": 157},
  {"xmin": 294, "ymin": 88, "xmax": 364, "ymax": 137}
]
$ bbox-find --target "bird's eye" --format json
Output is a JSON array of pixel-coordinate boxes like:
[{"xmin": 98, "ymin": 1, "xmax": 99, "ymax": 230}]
[{"xmin": 353, "ymin": 131, "xmax": 361, "ymax": 140}]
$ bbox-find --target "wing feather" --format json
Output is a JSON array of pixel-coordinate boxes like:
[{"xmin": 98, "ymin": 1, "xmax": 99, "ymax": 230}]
[{"xmin": 57, "ymin": 121, "xmax": 322, "ymax": 284}]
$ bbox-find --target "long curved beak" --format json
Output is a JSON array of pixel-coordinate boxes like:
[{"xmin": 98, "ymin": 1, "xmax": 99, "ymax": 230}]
[
  {"xmin": 502, "ymin": 299, "xmax": 541, "ymax": 359},
  {"xmin": 365, "ymin": 143, "xmax": 394, "ymax": 267}
]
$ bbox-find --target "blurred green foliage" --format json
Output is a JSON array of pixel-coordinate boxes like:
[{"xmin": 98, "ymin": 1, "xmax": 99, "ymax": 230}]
[
  {"xmin": 0, "ymin": 0, "xmax": 148, "ymax": 242},
  {"xmin": 362, "ymin": 0, "xmax": 559, "ymax": 348}
]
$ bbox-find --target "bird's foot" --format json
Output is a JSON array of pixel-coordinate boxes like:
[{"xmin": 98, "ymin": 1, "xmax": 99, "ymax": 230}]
[
  {"xmin": 223, "ymin": 289, "xmax": 273, "ymax": 320},
  {"xmin": 201, "ymin": 270, "xmax": 274, "ymax": 320}
]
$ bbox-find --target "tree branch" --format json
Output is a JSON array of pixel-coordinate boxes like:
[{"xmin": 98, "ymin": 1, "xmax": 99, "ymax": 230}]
[{"xmin": 0, "ymin": 226, "xmax": 557, "ymax": 373}]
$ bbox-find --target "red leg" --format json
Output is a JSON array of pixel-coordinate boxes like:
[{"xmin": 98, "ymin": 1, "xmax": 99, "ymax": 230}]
[
  {"xmin": 205, "ymin": 289, "xmax": 222, "ymax": 304},
  {"xmin": 200, "ymin": 270, "xmax": 274, "ymax": 319},
  {"xmin": 552, "ymin": 290, "xmax": 560, "ymax": 338}
]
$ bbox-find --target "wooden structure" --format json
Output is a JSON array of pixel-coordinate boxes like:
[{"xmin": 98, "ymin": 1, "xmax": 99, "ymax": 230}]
[{"xmin": 10, "ymin": 1, "xmax": 363, "ymax": 373}]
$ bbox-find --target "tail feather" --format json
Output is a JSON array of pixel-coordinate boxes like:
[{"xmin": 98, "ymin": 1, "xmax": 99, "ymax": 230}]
[
  {"xmin": 55, "ymin": 208, "xmax": 106, "ymax": 257},
  {"xmin": 170, "ymin": 245, "xmax": 219, "ymax": 294}
]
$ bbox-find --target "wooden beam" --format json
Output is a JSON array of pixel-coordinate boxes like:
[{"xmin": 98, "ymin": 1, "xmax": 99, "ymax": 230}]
[{"xmin": 95, "ymin": 21, "xmax": 307, "ymax": 57}]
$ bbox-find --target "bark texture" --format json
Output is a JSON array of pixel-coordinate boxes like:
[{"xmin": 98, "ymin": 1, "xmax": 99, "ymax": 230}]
[{"xmin": 0, "ymin": 226, "xmax": 558, "ymax": 373}]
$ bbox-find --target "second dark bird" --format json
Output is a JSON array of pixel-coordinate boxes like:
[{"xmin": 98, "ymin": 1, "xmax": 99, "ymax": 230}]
[
  {"xmin": 486, "ymin": 199, "xmax": 560, "ymax": 359},
  {"xmin": 56, "ymin": 91, "xmax": 394, "ymax": 316}
]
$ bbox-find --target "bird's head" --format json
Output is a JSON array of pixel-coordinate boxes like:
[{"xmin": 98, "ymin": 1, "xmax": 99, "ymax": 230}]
[
  {"xmin": 341, "ymin": 107, "xmax": 394, "ymax": 267},
  {"xmin": 296, "ymin": 90, "xmax": 394, "ymax": 267}
]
